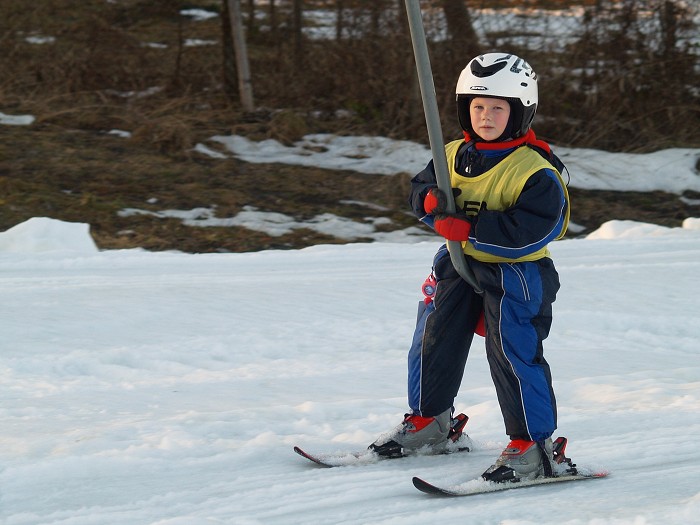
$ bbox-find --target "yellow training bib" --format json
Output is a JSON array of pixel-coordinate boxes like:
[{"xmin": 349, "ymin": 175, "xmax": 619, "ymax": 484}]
[{"xmin": 444, "ymin": 140, "xmax": 569, "ymax": 263}]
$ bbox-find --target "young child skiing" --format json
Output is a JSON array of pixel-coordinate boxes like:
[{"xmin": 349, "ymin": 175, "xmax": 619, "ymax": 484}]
[{"xmin": 369, "ymin": 53, "xmax": 571, "ymax": 483}]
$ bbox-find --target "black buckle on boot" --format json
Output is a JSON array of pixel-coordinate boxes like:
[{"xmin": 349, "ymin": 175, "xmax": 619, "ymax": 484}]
[
  {"xmin": 482, "ymin": 465, "xmax": 517, "ymax": 483},
  {"xmin": 368, "ymin": 440, "xmax": 404, "ymax": 458}
]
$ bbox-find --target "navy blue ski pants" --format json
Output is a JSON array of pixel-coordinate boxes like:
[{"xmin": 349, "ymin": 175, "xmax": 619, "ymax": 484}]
[{"xmin": 407, "ymin": 245, "xmax": 559, "ymax": 442}]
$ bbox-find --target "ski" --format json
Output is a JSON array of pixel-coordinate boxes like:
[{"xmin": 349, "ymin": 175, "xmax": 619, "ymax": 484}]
[
  {"xmin": 412, "ymin": 469, "xmax": 608, "ymax": 497},
  {"xmin": 294, "ymin": 439, "xmax": 471, "ymax": 468},
  {"xmin": 295, "ymin": 413, "xmax": 470, "ymax": 468},
  {"xmin": 413, "ymin": 436, "xmax": 608, "ymax": 496},
  {"xmin": 293, "ymin": 446, "xmax": 381, "ymax": 468}
]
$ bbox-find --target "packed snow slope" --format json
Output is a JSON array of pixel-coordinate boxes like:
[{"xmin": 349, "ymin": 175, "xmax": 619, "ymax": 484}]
[{"xmin": 0, "ymin": 217, "xmax": 699, "ymax": 524}]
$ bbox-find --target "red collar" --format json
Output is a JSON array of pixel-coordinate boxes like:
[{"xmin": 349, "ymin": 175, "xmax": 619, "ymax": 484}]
[{"xmin": 463, "ymin": 129, "xmax": 551, "ymax": 154}]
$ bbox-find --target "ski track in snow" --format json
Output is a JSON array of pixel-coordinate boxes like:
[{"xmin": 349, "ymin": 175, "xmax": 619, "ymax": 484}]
[{"xmin": 1, "ymin": 218, "xmax": 699, "ymax": 524}]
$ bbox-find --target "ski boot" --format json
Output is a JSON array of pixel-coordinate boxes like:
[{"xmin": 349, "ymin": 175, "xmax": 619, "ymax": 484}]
[
  {"xmin": 368, "ymin": 408, "xmax": 470, "ymax": 458},
  {"xmin": 482, "ymin": 438, "xmax": 555, "ymax": 483},
  {"xmin": 482, "ymin": 436, "xmax": 579, "ymax": 483}
]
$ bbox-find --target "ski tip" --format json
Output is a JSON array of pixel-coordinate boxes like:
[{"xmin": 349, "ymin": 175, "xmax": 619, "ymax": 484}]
[
  {"xmin": 293, "ymin": 445, "xmax": 332, "ymax": 467},
  {"xmin": 412, "ymin": 476, "xmax": 436, "ymax": 492},
  {"xmin": 412, "ymin": 476, "xmax": 458, "ymax": 497}
]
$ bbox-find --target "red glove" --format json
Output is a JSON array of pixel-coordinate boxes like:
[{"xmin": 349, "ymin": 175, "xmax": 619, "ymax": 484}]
[
  {"xmin": 434, "ymin": 214, "xmax": 472, "ymax": 241},
  {"xmin": 423, "ymin": 188, "xmax": 448, "ymax": 215}
]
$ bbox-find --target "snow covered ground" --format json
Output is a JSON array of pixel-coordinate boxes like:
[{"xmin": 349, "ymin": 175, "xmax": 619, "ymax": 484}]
[
  {"xmin": 2, "ymin": 115, "xmax": 700, "ymax": 523},
  {"xmin": 1, "ymin": 212, "xmax": 700, "ymax": 523},
  {"xmin": 201, "ymin": 134, "xmax": 700, "ymax": 194},
  {"xmin": 191, "ymin": 133, "xmax": 700, "ymax": 240}
]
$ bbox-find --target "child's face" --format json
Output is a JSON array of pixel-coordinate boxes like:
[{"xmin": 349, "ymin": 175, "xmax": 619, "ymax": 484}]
[{"xmin": 470, "ymin": 97, "xmax": 511, "ymax": 141}]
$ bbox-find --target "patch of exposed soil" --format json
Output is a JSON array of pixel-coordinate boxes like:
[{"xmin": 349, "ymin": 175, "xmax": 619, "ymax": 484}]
[{"xmin": 1, "ymin": 125, "xmax": 698, "ymax": 253}]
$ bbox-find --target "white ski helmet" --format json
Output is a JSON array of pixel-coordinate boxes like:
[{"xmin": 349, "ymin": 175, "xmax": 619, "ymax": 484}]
[{"xmin": 456, "ymin": 53, "xmax": 538, "ymax": 140}]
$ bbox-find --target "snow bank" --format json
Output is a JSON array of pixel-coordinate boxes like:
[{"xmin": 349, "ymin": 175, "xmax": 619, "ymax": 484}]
[
  {"xmin": 586, "ymin": 218, "xmax": 700, "ymax": 239},
  {"xmin": 0, "ymin": 111, "xmax": 35, "ymax": 126},
  {"xmin": 0, "ymin": 217, "xmax": 98, "ymax": 254},
  {"xmin": 202, "ymin": 133, "xmax": 700, "ymax": 194}
]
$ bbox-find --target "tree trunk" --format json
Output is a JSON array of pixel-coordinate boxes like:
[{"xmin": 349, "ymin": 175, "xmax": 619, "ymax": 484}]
[
  {"xmin": 440, "ymin": 0, "xmax": 480, "ymax": 61},
  {"xmin": 336, "ymin": 0, "xmax": 344, "ymax": 41},
  {"xmin": 246, "ymin": 0, "xmax": 256, "ymax": 36},
  {"xmin": 226, "ymin": 0, "xmax": 255, "ymax": 111},
  {"xmin": 399, "ymin": 0, "xmax": 421, "ymax": 130},
  {"xmin": 370, "ymin": 0, "xmax": 384, "ymax": 38},
  {"xmin": 293, "ymin": 0, "xmax": 303, "ymax": 67},
  {"xmin": 221, "ymin": 0, "xmax": 237, "ymax": 99}
]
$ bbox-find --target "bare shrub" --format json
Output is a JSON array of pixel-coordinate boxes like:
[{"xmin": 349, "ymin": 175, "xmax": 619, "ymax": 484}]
[
  {"xmin": 535, "ymin": 0, "xmax": 700, "ymax": 151},
  {"xmin": 268, "ymin": 110, "xmax": 309, "ymax": 145},
  {"xmin": 1, "ymin": 0, "xmax": 697, "ymax": 153}
]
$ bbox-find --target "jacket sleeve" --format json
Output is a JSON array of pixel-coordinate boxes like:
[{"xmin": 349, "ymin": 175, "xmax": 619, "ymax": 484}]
[
  {"xmin": 469, "ymin": 168, "xmax": 568, "ymax": 259},
  {"xmin": 408, "ymin": 160, "xmax": 439, "ymax": 228}
]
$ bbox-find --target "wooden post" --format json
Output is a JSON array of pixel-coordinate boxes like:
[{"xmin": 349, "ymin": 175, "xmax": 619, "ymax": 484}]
[{"xmin": 226, "ymin": 0, "xmax": 254, "ymax": 112}]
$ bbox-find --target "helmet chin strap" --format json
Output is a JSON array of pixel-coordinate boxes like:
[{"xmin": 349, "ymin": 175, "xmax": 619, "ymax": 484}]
[{"xmin": 462, "ymin": 129, "xmax": 551, "ymax": 155}]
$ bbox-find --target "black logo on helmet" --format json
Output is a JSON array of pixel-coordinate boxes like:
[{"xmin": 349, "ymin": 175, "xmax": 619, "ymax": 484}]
[{"xmin": 471, "ymin": 60, "xmax": 507, "ymax": 78}]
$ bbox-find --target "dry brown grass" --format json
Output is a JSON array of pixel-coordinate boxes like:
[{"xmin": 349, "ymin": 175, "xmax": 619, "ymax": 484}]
[{"xmin": 0, "ymin": 0, "xmax": 698, "ymax": 252}]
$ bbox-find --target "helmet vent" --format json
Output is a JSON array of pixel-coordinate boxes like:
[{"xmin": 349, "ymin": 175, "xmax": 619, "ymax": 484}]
[{"xmin": 470, "ymin": 60, "xmax": 507, "ymax": 78}]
